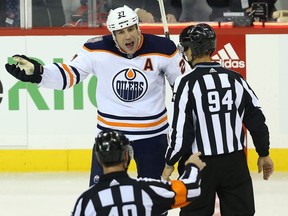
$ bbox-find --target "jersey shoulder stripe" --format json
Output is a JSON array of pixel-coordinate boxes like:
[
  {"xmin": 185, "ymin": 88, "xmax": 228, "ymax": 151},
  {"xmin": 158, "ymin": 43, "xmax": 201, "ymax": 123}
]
[
  {"xmin": 53, "ymin": 63, "xmax": 81, "ymax": 90},
  {"xmin": 54, "ymin": 63, "xmax": 67, "ymax": 90},
  {"xmin": 70, "ymin": 65, "xmax": 80, "ymax": 84}
]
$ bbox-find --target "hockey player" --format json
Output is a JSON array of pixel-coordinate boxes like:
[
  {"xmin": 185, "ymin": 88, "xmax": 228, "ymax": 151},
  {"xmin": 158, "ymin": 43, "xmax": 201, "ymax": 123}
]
[
  {"xmin": 71, "ymin": 130, "xmax": 206, "ymax": 216},
  {"xmin": 5, "ymin": 5, "xmax": 187, "ymax": 186},
  {"xmin": 162, "ymin": 23, "xmax": 274, "ymax": 215}
]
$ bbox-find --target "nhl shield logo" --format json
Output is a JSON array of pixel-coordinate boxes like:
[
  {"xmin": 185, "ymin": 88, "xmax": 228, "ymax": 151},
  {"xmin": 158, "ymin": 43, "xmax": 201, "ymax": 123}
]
[{"xmin": 112, "ymin": 68, "xmax": 148, "ymax": 102}]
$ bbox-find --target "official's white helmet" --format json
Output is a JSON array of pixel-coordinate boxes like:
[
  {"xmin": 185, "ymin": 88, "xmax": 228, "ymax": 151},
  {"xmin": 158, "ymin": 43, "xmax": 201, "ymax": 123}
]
[{"xmin": 106, "ymin": 5, "xmax": 139, "ymax": 33}]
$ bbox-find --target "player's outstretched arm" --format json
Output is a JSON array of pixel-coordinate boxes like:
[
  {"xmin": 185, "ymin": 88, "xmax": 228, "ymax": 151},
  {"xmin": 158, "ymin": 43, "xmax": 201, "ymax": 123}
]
[{"xmin": 5, "ymin": 55, "xmax": 43, "ymax": 84}]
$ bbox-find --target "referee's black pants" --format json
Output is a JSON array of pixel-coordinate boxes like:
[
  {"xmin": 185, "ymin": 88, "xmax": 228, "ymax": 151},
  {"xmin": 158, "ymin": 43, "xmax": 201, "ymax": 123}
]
[{"xmin": 179, "ymin": 150, "xmax": 255, "ymax": 216}]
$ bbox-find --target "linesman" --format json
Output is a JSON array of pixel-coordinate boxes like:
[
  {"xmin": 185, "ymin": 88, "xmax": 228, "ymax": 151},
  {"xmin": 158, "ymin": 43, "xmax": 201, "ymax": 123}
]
[
  {"xmin": 162, "ymin": 23, "xmax": 274, "ymax": 216},
  {"xmin": 71, "ymin": 130, "xmax": 206, "ymax": 216}
]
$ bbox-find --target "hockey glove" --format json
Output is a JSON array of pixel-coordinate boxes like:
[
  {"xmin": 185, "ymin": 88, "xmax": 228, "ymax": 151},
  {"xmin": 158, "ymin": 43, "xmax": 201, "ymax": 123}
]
[{"xmin": 5, "ymin": 55, "xmax": 43, "ymax": 84}]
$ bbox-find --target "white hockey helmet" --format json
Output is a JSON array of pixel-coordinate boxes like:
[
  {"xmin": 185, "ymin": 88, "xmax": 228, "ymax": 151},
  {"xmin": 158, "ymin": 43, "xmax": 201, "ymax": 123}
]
[{"xmin": 106, "ymin": 5, "xmax": 139, "ymax": 33}]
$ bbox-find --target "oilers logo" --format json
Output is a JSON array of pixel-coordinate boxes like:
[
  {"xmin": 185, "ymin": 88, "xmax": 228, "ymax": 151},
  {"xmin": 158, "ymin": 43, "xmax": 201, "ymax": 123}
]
[{"xmin": 112, "ymin": 68, "xmax": 148, "ymax": 102}]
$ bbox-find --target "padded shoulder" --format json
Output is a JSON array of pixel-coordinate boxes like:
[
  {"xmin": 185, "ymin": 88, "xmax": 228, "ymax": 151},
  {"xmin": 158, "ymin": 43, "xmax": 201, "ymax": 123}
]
[{"xmin": 141, "ymin": 34, "xmax": 177, "ymax": 56}]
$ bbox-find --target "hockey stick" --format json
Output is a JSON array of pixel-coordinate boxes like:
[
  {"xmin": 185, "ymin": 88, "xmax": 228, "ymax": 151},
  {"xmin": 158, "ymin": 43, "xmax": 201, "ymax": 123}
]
[{"xmin": 157, "ymin": 0, "xmax": 170, "ymax": 39}]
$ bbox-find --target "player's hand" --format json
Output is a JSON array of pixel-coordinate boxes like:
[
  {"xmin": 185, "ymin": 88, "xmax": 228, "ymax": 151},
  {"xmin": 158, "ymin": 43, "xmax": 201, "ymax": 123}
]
[
  {"xmin": 5, "ymin": 55, "xmax": 43, "ymax": 83},
  {"xmin": 257, "ymin": 155, "xmax": 274, "ymax": 180},
  {"xmin": 136, "ymin": 9, "xmax": 155, "ymax": 23},
  {"xmin": 161, "ymin": 164, "xmax": 174, "ymax": 181},
  {"xmin": 166, "ymin": 14, "xmax": 177, "ymax": 23},
  {"xmin": 185, "ymin": 152, "xmax": 206, "ymax": 171}
]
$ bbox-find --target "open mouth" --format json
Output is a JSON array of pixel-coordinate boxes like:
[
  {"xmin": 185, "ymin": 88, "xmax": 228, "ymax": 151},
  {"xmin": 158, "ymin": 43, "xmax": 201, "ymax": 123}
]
[{"xmin": 125, "ymin": 41, "xmax": 134, "ymax": 50}]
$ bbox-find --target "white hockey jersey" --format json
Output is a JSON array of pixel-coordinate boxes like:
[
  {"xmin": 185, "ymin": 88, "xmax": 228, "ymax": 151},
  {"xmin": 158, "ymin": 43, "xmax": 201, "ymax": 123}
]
[{"xmin": 40, "ymin": 34, "xmax": 187, "ymax": 141}]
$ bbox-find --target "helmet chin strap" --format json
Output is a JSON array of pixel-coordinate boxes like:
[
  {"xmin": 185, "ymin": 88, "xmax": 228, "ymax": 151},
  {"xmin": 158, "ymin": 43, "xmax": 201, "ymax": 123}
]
[
  {"xmin": 123, "ymin": 150, "xmax": 132, "ymax": 171},
  {"xmin": 137, "ymin": 30, "xmax": 141, "ymax": 48},
  {"xmin": 182, "ymin": 53, "xmax": 194, "ymax": 69},
  {"xmin": 112, "ymin": 34, "xmax": 120, "ymax": 51}
]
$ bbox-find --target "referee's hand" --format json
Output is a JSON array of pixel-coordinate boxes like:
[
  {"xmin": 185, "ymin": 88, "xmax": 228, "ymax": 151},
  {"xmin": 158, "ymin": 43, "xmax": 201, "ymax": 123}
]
[
  {"xmin": 257, "ymin": 155, "xmax": 274, "ymax": 180},
  {"xmin": 185, "ymin": 152, "xmax": 206, "ymax": 171},
  {"xmin": 161, "ymin": 164, "xmax": 174, "ymax": 181}
]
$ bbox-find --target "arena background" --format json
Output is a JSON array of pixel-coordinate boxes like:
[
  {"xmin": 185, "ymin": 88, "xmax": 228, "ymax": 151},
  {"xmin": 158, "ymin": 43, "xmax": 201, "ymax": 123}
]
[{"xmin": 0, "ymin": 25, "xmax": 287, "ymax": 172}]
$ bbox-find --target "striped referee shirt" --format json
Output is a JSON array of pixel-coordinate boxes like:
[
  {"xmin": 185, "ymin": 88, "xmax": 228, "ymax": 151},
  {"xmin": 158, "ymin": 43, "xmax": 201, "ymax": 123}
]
[
  {"xmin": 166, "ymin": 62, "xmax": 270, "ymax": 166},
  {"xmin": 71, "ymin": 164, "xmax": 201, "ymax": 216}
]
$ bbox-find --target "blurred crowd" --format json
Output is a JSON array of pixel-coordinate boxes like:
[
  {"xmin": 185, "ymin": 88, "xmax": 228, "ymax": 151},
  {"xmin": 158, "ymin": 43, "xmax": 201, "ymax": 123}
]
[{"xmin": 1, "ymin": 0, "xmax": 288, "ymax": 27}]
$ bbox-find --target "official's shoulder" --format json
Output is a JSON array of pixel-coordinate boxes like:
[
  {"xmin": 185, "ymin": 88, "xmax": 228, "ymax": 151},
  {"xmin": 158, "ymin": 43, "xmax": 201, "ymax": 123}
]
[
  {"xmin": 176, "ymin": 70, "xmax": 191, "ymax": 84},
  {"xmin": 222, "ymin": 67, "xmax": 244, "ymax": 79},
  {"xmin": 83, "ymin": 35, "xmax": 114, "ymax": 51},
  {"xmin": 142, "ymin": 34, "xmax": 177, "ymax": 55}
]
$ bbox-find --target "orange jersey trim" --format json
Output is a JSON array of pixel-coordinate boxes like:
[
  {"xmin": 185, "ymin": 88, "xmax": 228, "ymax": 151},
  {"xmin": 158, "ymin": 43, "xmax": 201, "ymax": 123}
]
[
  {"xmin": 139, "ymin": 49, "xmax": 178, "ymax": 58},
  {"xmin": 83, "ymin": 46, "xmax": 175, "ymax": 58},
  {"xmin": 82, "ymin": 45, "xmax": 119, "ymax": 56},
  {"xmin": 61, "ymin": 63, "xmax": 74, "ymax": 88},
  {"xmin": 82, "ymin": 35, "xmax": 176, "ymax": 58},
  {"xmin": 97, "ymin": 115, "xmax": 168, "ymax": 128}
]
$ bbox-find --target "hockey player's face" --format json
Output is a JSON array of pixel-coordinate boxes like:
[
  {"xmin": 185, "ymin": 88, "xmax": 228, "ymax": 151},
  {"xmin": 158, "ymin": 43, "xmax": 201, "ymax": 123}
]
[{"xmin": 114, "ymin": 25, "xmax": 140, "ymax": 54}]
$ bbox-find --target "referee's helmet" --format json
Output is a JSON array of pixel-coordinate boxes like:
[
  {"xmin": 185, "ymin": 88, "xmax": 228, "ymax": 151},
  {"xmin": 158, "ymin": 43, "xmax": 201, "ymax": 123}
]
[
  {"xmin": 179, "ymin": 23, "xmax": 216, "ymax": 58},
  {"xmin": 95, "ymin": 130, "xmax": 132, "ymax": 166},
  {"xmin": 106, "ymin": 5, "xmax": 139, "ymax": 33}
]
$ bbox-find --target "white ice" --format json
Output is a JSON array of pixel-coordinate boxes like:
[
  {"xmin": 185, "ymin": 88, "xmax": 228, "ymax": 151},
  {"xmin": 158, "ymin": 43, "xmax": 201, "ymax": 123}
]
[{"xmin": 0, "ymin": 172, "xmax": 287, "ymax": 216}]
